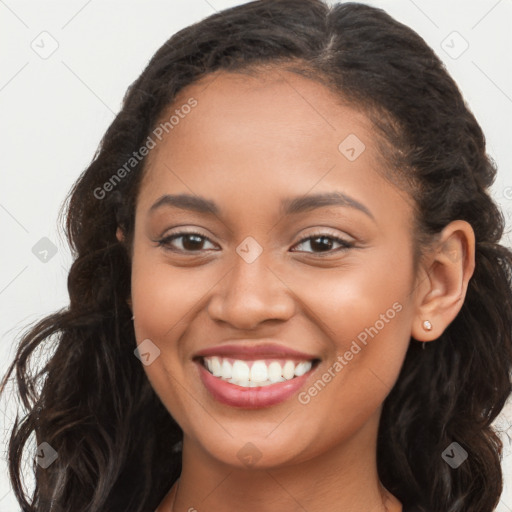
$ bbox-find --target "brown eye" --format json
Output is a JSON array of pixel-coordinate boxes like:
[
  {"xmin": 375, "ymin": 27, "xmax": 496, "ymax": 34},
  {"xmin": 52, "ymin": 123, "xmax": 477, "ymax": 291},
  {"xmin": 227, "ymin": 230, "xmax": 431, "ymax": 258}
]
[
  {"xmin": 158, "ymin": 232, "xmax": 217, "ymax": 253},
  {"xmin": 291, "ymin": 233, "xmax": 354, "ymax": 254}
]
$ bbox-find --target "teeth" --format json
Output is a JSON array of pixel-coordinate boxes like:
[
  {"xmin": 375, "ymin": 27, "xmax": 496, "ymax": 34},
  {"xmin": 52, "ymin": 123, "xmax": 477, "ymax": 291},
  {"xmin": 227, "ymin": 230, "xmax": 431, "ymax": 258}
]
[
  {"xmin": 250, "ymin": 361, "xmax": 268, "ymax": 382},
  {"xmin": 294, "ymin": 361, "xmax": 311, "ymax": 377},
  {"xmin": 211, "ymin": 356, "xmax": 222, "ymax": 377},
  {"xmin": 203, "ymin": 357, "xmax": 313, "ymax": 387},
  {"xmin": 232, "ymin": 360, "xmax": 250, "ymax": 381},
  {"xmin": 282, "ymin": 361, "xmax": 295, "ymax": 380},
  {"xmin": 221, "ymin": 359, "xmax": 232, "ymax": 379},
  {"xmin": 268, "ymin": 362, "xmax": 283, "ymax": 382}
]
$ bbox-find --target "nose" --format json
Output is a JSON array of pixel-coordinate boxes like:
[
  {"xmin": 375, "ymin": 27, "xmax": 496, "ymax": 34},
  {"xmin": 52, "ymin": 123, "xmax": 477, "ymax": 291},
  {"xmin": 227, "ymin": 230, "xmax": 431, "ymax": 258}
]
[{"xmin": 207, "ymin": 249, "xmax": 296, "ymax": 330}]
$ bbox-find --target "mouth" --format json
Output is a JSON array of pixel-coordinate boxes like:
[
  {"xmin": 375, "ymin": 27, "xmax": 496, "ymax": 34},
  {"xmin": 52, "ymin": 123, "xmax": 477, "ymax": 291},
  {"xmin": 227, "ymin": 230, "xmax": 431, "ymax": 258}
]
[{"xmin": 195, "ymin": 356, "xmax": 320, "ymax": 409}]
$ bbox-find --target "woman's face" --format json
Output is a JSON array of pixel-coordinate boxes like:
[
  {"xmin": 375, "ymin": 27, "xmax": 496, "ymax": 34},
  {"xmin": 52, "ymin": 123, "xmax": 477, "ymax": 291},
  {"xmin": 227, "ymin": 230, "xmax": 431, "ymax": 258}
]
[{"xmin": 126, "ymin": 69, "xmax": 421, "ymax": 469}]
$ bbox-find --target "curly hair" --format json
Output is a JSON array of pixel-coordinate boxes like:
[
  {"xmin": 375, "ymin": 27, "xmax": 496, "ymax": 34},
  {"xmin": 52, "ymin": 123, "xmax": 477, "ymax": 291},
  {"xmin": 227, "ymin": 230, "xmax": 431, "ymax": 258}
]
[{"xmin": 2, "ymin": 1, "xmax": 511, "ymax": 511}]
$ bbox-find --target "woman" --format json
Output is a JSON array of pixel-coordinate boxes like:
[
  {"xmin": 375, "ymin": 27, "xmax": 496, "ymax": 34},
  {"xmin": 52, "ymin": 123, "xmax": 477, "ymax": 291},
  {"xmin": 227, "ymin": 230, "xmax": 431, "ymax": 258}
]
[{"xmin": 2, "ymin": 1, "xmax": 511, "ymax": 511}]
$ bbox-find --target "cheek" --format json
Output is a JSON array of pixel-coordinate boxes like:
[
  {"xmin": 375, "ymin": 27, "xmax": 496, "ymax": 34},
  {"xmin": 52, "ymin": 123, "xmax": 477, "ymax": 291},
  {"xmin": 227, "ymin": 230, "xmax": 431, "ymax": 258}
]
[
  {"xmin": 292, "ymin": 249, "xmax": 414, "ymax": 398},
  {"xmin": 129, "ymin": 251, "xmax": 206, "ymax": 433},
  {"xmin": 292, "ymin": 252, "xmax": 412, "ymax": 347},
  {"xmin": 289, "ymin": 276, "xmax": 413, "ymax": 456},
  {"xmin": 130, "ymin": 248, "xmax": 211, "ymax": 341}
]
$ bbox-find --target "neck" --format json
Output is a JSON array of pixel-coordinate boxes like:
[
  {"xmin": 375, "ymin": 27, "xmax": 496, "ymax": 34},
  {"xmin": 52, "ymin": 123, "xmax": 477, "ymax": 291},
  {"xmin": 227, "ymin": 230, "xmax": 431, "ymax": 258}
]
[{"xmin": 166, "ymin": 414, "xmax": 402, "ymax": 512}]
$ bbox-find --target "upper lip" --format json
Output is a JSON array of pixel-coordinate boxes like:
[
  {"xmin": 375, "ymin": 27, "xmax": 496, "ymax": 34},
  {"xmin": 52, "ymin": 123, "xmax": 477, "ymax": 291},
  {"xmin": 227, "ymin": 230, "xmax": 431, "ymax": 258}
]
[{"xmin": 194, "ymin": 341, "xmax": 319, "ymax": 361}]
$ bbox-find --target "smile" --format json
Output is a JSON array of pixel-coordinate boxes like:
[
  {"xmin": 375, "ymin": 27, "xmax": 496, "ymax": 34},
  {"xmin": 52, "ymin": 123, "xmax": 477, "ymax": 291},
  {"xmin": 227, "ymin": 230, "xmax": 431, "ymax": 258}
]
[
  {"xmin": 202, "ymin": 356, "xmax": 314, "ymax": 387},
  {"xmin": 196, "ymin": 356, "xmax": 320, "ymax": 409}
]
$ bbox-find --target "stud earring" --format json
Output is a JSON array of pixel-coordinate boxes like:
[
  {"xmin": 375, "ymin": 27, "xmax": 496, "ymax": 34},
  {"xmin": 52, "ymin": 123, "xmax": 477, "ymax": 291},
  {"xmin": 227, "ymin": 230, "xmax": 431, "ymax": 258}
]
[
  {"xmin": 131, "ymin": 315, "xmax": 135, "ymax": 320},
  {"xmin": 422, "ymin": 320, "xmax": 432, "ymax": 331}
]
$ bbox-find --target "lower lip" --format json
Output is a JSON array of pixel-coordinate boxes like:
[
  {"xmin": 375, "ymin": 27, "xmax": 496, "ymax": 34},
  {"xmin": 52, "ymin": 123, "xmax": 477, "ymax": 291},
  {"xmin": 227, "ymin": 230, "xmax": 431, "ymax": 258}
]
[{"xmin": 197, "ymin": 361, "xmax": 316, "ymax": 409}]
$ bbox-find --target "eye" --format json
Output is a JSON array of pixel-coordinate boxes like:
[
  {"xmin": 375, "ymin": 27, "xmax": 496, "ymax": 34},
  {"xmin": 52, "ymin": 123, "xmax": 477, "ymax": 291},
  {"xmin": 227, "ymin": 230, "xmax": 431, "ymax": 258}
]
[
  {"xmin": 157, "ymin": 231, "xmax": 218, "ymax": 253},
  {"xmin": 290, "ymin": 231, "xmax": 354, "ymax": 255},
  {"xmin": 156, "ymin": 229, "xmax": 354, "ymax": 255}
]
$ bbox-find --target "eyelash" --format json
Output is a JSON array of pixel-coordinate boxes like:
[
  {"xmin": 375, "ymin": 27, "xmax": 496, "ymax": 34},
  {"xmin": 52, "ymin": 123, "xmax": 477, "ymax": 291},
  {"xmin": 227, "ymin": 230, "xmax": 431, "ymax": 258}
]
[{"xmin": 156, "ymin": 229, "xmax": 354, "ymax": 256}]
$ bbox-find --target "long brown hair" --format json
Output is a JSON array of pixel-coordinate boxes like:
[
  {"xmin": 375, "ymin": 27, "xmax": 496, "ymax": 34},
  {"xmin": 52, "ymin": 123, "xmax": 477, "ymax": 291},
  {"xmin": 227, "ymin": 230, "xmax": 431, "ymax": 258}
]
[{"xmin": 2, "ymin": 1, "xmax": 511, "ymax": 510}]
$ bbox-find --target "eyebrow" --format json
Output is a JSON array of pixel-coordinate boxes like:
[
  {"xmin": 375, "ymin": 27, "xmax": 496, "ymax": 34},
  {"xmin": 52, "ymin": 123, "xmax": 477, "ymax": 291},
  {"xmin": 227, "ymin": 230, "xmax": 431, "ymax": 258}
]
[{"xmin": 148, "ymin": 191, "xmax": 375, "ymax": 221}]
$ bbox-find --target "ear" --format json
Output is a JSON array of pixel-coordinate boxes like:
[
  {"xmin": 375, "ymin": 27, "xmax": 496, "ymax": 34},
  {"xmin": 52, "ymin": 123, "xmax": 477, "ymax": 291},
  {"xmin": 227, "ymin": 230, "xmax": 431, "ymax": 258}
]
[{"xmin": 411, "ymin": 220, "xmax": 475, "ymax": 343}]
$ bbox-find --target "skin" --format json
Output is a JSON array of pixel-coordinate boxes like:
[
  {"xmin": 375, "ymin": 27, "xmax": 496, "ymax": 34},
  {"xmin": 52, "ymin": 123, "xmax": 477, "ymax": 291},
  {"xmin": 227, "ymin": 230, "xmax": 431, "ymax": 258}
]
[{"xmin": 117, "ymin": 68, "xmax": 475, "ymax": 512}]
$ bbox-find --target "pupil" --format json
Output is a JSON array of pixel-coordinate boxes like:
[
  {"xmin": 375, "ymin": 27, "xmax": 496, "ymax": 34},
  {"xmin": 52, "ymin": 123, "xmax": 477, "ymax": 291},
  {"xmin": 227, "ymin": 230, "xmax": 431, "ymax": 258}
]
[
  {"xmin": 312, "ymin": 236, "xmax": 332, "ymax": 252},
  {"xmin": 183, "ymin": 234, "xmax": 203, "ymax": 250}
]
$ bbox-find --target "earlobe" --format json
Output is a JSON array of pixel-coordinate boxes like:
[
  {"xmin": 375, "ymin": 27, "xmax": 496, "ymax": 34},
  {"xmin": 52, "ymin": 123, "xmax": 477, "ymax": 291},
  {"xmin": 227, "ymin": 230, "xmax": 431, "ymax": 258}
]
[{"xmin": 412, "ymin": 220, "xmax": 475, "ymax": 343}]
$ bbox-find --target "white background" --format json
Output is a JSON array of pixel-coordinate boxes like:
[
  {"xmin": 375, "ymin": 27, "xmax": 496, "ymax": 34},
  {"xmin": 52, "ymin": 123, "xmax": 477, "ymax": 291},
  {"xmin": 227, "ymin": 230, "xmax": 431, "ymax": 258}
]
[{"xmin": 1, "ymin": 0, "xmax": 511, "ymax": 510}]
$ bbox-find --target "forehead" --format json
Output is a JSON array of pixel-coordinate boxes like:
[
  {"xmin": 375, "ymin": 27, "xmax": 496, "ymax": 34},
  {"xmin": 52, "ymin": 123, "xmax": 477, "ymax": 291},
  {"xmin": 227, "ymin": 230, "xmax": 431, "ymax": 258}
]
[
  {"xmin": 150, "ymin": 68, "xmax": 373, "ymax": 162},
  {"xmin": 137, "ymin": 69, "xmax": 412, "ymax": 226}
]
